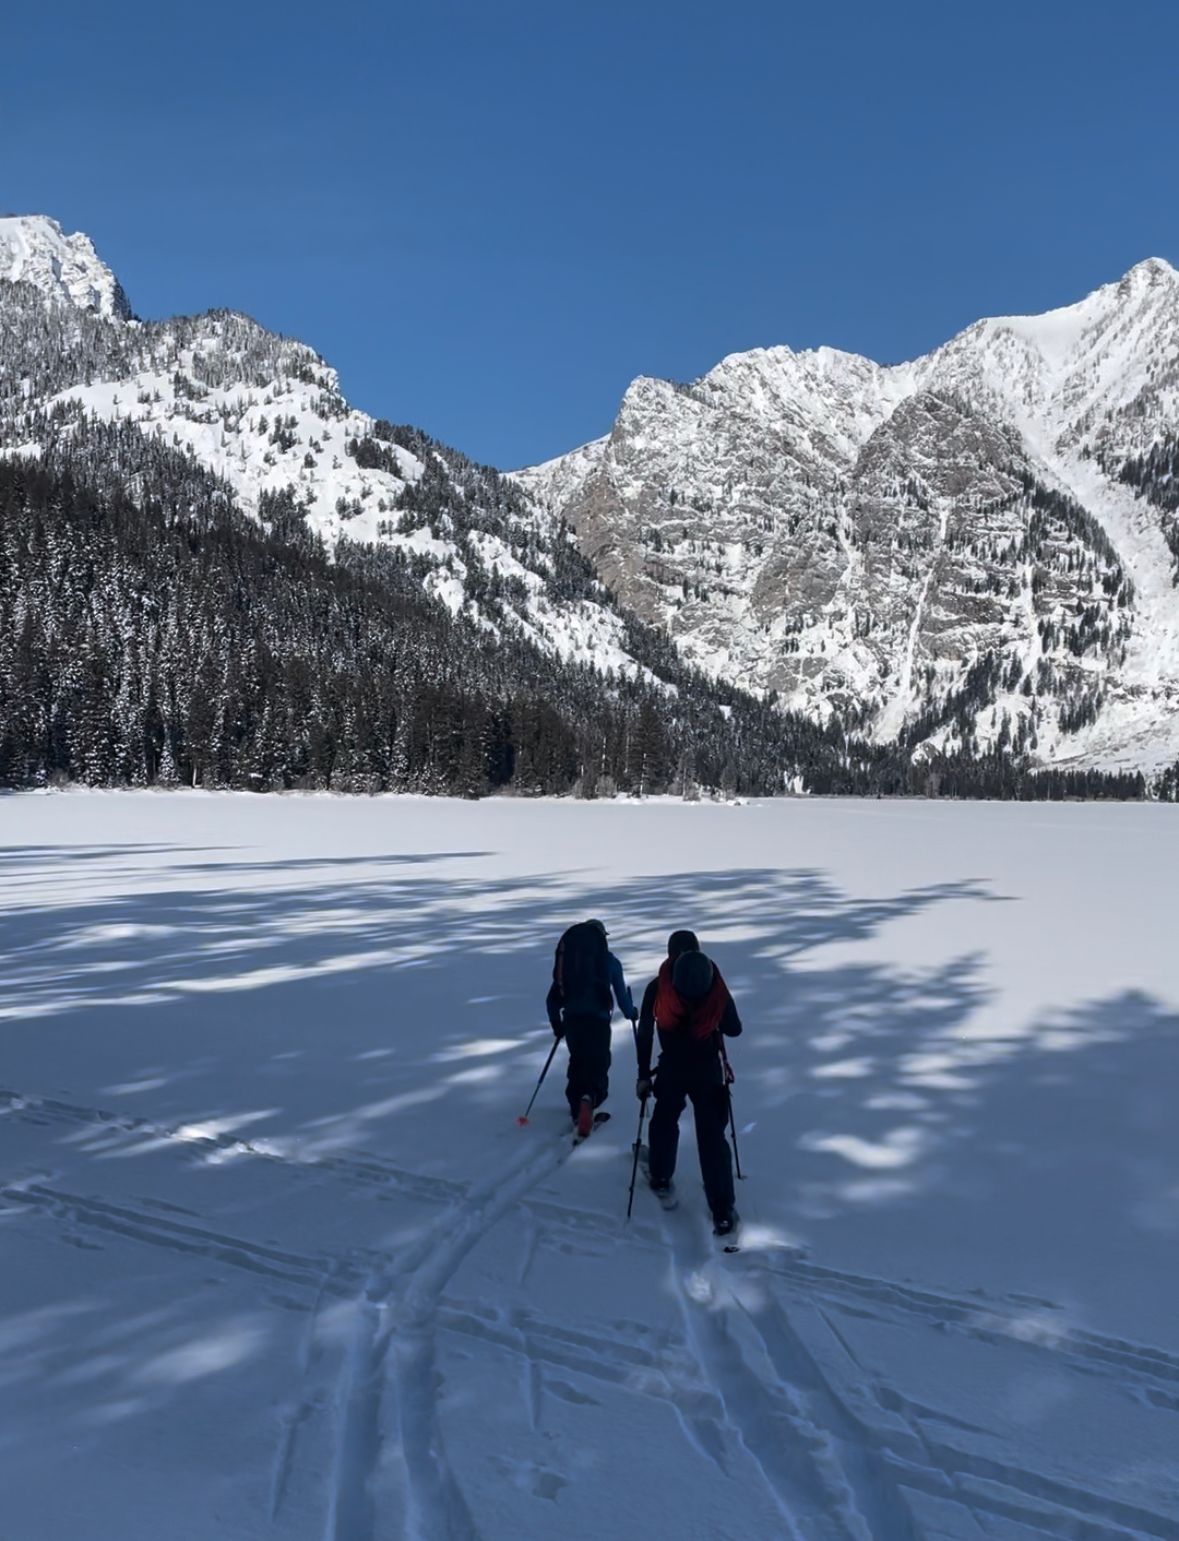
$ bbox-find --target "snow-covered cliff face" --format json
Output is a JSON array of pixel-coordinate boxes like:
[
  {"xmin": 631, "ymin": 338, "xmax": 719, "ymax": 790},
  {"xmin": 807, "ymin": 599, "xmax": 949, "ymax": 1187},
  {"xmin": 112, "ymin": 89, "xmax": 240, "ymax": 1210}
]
[
  {"xmin": 0, "ymin": 217, "xmax": 643, "ymax": 681},
  {"xmin": 518, "ymin": 258, "xmax": 1179, "ymax": 770},
  {"xmin": 0, "ymin": 215, "xmax": 132, "ymax": 320}
]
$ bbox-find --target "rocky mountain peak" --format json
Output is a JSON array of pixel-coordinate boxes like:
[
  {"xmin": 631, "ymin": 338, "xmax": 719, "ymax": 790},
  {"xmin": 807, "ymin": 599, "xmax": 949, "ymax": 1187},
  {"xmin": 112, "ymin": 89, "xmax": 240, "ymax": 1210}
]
[{"xmin": 0, "ymin": 214, "xmax": 131, "ymax": 320}]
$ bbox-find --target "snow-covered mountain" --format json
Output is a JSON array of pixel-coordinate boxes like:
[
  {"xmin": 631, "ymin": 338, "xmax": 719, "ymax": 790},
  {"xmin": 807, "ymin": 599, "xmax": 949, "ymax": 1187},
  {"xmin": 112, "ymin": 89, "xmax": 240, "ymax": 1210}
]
[
  {"xmin": 520, "ymin": 259, "xmax": 1179, "ymax": 771},
  {"xmin": 0, "ymin": 215, "xmax": 641, "ymax": 680},
  {"xmin": 9, "ymin": 214, "xmax": 959, "ymax": 803},
  {"xmin": 4, "ymin": 214, "xmax": 1178, "ymax": 779}
]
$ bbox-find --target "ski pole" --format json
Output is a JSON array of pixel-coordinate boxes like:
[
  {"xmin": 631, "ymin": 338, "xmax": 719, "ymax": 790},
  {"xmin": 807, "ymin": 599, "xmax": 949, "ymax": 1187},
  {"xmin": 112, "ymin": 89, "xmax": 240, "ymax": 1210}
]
[
  {"xmin": 626, "ymin": 1012, "xmax": 647, "ymax": 1219},
  {"xmin": 626, "ymin": 1094, "xmax": 650, "ymax": 1219},
  {"xmin": 517, "ymin": 1036, "xmax": 560, "ymax": 1126},
  {"xmin": 718, "ymin": 1037, "xmax": 745, "ymax": 1180}
]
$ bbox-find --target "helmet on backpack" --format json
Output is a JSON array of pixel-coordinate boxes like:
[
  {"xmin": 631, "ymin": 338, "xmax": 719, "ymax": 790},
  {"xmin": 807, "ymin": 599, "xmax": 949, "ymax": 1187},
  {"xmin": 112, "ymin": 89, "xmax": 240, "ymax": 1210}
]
[{"xmin": 672, "ymin": 949, "xmax": 714, "ymax": 1001}]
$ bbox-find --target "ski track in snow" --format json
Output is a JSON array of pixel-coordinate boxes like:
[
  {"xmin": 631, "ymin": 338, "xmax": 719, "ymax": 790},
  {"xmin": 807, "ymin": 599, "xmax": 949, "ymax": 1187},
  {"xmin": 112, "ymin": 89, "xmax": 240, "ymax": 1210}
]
[
  {"xmin": 0, "ymin": 1178, "xmax": 351, "ymax": 1288},
  {"xmin": 757, "ymin": 1252, "xmax": 1179, "ymax": 1396},
  {"xmin": 8, "ymin": 1078, "xmax": 1179, "ymax": 1540},
  {"xmin": 8, "ymin": 1073, "xmax": 1179, "ymax": 1541},
  {"xmin": 0, "ymin": 1084, "xmax": 469, "ymax": 1206},
  {"xmin": 653, "ymin": 1200, "xmax": 918, "ymax": 1541},
  {"xmin": 0, "ymin": 1085, "xmax": 650, "ymax": 1245},
  {"xmin": 2, "ymin": 1079, "xmax": 593, "ymax": 1541},
  {"xmin": 739, "ymin": 1259, "xmax": 1179, "ymax": 1540},
  {"xmin": 649, "ymin": 1208, "xmax": 1179, "ymax": 1541},
  {"xmin": 322, "ymin": 1124, "xmax": 591, "ymax": 1541}
]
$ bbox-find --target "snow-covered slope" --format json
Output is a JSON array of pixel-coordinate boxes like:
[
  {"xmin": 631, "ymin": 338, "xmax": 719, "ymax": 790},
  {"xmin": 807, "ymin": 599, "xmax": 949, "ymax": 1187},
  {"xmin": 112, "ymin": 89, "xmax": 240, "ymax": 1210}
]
[
  {"xmin": 0, "ymin": 217, "xmax": 646, "ymax": 680},
  {"xmin": 521, "ymin": 259, "xmax": 1179, "ymax": 771}
]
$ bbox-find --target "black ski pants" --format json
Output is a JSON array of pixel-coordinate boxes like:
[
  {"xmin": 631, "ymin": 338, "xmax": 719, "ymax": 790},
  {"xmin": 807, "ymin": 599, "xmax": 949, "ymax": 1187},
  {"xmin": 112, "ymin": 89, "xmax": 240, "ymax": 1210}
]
[
  {"xmin": 562, "ymin": 1013, "xmax": 612, "ymax": 1116},
  {"xmin": 647, "ymin": 1059, "xmax": 734, "ymax": 1217}
]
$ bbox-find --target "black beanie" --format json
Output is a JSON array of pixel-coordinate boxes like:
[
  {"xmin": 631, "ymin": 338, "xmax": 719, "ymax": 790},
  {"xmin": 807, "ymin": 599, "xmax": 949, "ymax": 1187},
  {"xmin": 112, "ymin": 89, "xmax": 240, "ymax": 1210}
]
[
  {"xmin": 667, "ymin": 929, "xmax": 699, "ymax": 960},
  {"xmin": 673, "ymin": 950, "xmax": 714, "ymax": 1001}
]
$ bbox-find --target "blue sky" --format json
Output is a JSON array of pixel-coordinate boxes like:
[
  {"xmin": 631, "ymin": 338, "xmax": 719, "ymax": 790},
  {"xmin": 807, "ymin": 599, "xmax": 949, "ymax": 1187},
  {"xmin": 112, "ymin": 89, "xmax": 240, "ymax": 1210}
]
[{"xmin": 6, "ymin": 0, "xmax": 1178, "ymax": 468}]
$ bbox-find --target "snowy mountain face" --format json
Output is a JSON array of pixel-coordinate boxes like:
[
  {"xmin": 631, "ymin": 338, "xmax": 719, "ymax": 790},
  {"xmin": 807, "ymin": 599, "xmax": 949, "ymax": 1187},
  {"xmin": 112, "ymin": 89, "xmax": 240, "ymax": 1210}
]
[
  {"xmin": 519, "ymin": 259, "xmax": 1179, "ymax": 771},
  {"xmin": 0, "ymin": 214, "xmax": 131, "ymax": 320},
  {"xmin": 0, "ymin": 217, "xmax": 642, "ymax": 682}
]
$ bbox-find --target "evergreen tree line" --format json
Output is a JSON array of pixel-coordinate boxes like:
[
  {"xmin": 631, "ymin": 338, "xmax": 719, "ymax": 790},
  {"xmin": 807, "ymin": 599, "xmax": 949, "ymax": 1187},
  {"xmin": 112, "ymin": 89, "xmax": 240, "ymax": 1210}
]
[
  {"xmin": 862, "ymin": 751, "xmax": 1144, "ymax": 801},
  {"xmin": 1154, "ymin": 758, "xmax": 1179, "ymax": 802}
]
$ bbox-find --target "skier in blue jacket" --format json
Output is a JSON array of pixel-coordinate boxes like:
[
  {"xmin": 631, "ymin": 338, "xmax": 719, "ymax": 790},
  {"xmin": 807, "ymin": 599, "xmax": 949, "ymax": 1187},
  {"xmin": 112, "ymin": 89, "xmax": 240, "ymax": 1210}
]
[{"xmin": 546, "ymin": 919, "xmax": 635, "ymax": 1137}]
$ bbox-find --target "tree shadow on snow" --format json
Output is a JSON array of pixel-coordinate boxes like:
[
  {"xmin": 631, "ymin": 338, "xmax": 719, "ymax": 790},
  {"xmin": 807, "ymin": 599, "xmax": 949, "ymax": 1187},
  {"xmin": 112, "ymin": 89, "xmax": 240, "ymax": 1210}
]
[{"xmin": 0, "ymin": 839, "xmax": 1176, "ymax": 1451}]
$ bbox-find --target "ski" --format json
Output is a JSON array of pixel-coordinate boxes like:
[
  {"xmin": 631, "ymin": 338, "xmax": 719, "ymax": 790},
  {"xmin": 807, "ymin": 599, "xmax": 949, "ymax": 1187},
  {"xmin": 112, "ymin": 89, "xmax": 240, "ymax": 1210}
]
[
  {"xmin": 635, "ymin": 1145, "xmax": 679, "ymax": 1208},
  {"xmin": 713, "ymin": 1213, "xmax": 741, "ymax": 1253},
  {"xmin": 572, "ymin": 1109, "xmax": 611, "ymax": 1145}
]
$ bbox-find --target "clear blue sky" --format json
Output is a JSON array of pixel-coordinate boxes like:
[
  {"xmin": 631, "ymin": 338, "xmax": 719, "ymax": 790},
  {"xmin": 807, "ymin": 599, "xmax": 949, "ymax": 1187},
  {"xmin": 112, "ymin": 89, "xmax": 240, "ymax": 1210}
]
[{"xmin": 6, "ymin": 0, "xmax": 1177, "ymax": 468}]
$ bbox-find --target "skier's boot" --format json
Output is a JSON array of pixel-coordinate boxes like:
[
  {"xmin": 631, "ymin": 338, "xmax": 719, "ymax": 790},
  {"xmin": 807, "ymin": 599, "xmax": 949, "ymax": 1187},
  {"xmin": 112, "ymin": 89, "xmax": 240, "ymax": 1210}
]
[
  {"xmin": 712, "ymin": 1207, "xmax": 739, "ymax": 1237},
  {"xmin": 576, "ymin": 1095, "xmax": 594, "ymax": 1140},
  {"xmin": 647, "ymin": 1173, "xmax": 677, "ymax": 1208}
]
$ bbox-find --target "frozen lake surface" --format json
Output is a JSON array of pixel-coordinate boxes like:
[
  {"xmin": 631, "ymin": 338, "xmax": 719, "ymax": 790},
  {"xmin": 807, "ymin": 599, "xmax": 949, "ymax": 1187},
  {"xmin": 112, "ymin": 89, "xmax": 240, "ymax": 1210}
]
[{"xmin": 1, "ymin": 791, "xmax": 1176, "ymax": 1540}]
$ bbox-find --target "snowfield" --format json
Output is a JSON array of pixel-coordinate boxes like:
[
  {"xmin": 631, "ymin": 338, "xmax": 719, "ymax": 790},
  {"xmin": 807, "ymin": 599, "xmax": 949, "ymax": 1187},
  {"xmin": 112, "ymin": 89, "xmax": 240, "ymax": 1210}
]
[{"xmin": 1, "ymin": 792, "xmax": 1176, "ymax": 1541}]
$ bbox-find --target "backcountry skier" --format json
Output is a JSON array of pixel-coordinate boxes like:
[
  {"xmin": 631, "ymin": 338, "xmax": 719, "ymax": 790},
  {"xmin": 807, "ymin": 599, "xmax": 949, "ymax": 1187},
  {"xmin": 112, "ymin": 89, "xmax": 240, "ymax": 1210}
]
[
  {"xmin": 547, "ymin": 919, "xmax": 635, "ymax": 1138},
  {"xmin": 636, "ymin": 930, "xmax": 742, "ymax": 1235}
]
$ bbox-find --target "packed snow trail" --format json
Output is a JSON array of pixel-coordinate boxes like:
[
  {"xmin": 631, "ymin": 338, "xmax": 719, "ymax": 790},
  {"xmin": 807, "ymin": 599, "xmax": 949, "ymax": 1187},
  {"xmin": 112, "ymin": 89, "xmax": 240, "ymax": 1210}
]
[
  {"xmin": 651, "ymin": 1196, "xmax": 913, "ymax": 1541},
  {"xmin": 326, "ymin": 1124, "xmax": 587, "ymax": 1541}
]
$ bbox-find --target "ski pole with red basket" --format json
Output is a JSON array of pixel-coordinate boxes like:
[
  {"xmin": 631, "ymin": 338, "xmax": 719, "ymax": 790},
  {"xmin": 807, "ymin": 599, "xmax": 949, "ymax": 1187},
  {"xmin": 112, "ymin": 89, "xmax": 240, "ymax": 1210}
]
[{"xmin": 517, "ymin": 1036, "xmax": 560, "ymax": 1126}]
